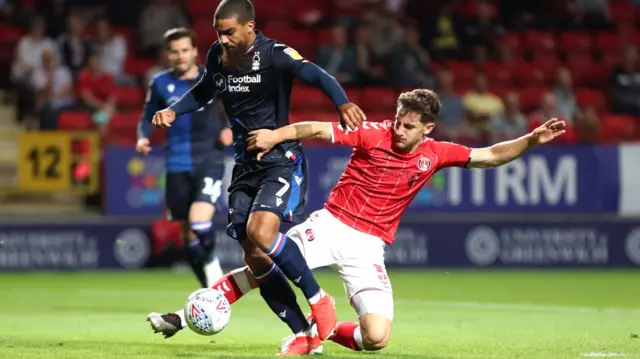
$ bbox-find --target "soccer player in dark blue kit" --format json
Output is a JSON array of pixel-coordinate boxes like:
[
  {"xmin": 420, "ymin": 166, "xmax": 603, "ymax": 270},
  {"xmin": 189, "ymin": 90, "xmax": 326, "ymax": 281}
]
[
  {"xmin": 148, "ymin": 0, "xmax": 366, "ymax": 355},
  {"xmin": 136, "ymin": 28, "xmax": 232, "ymax": 289}
]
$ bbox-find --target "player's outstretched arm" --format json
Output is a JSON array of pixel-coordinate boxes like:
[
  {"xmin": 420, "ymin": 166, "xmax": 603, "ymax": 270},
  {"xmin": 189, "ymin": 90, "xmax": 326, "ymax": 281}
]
[
  {"xmin": 247, "ymin": 122, "xmax": 332, "ymax": 159},
  {"xmin": 168, "ymin": 69, "xmax": 217, "ymax": 116},
  {"xmin": 468, "ymin": 118, "xmax": 566, "ymax": 168},
  {"xmin": 271, "ymin": 45, "xmax": 365, "ymax": 130}
]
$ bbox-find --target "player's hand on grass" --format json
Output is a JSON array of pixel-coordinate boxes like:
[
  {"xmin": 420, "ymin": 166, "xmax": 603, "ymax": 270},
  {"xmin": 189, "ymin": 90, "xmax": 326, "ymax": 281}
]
[
  {"xmin": 530, "ymin": 118, "xmax": 566, "ymax": 145},
  {"xmin": 339, "ymin": 102, "xmax": 366, "ymax": 131},
  {"xmin": 136, "ymin": 138, "xmax": 152, "ymax": 155},
  {"xmin": 247, "ymin": 129, "xmax": 278, "ymax": 161},
  {"xmin": 152, "ymin": 109, "xmax": 176, "ymax": 128}
]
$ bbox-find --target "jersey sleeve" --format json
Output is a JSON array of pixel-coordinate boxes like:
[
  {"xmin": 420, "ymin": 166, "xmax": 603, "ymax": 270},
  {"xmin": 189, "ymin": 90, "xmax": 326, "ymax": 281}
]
[
  {"xmin": 271, "ymin": 43, "xmax": 307, "ymax": 75},
  {"xmin": 138, "ymin": 77, "xmax": 162, "ymax": 140},
  {"xmin": 330, "ymin": 121, "xmax": 387, "ymax": 149},
  {"xmin": 169, "ymin": 44, "xmax": 218, "ymax": 115},
  {"xmin": 432, "ymin": 141, "xmax": 473, "ymax": 169}
]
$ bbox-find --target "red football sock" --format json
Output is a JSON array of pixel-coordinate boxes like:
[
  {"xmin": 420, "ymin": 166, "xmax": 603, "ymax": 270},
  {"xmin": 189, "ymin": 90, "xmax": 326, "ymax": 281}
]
[
  {"xmin": 330, "ymin": 321, "xmax": 363, "ymax": 351},
  {"xmin": 210, "ymin": 267, "xmax": 254, "ymax": 304}
]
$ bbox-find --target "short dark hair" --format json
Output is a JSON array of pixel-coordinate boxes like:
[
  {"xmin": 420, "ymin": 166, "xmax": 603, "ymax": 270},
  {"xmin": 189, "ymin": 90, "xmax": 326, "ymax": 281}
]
[
  {"xmin": 163, "ymin": 27, "xmax": 197, "ymax": 49},
  {"xmin": 397, "ymin": 89, "xmax": 441, "ymax": 123},
  {"xmin": 214, "ymin": 0, "xmax": 255, "ymax": 24}
]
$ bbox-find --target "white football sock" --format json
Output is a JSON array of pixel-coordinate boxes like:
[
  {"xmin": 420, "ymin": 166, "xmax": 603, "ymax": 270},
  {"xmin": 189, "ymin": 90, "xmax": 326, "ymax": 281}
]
[
  {"xmin": 308, "ymin": 289, "xmax": 325, "ymax": 305},
  {"xmin": 205, "ymin": 256, "xmax": 224, "ymax": 287},
  {"xmin": 176, "ymin": 309, "xmax": 187, "ymax": 328},
  {"xmin": 353, "ymin": 326, "xmax": 364, "ymax": 350}
]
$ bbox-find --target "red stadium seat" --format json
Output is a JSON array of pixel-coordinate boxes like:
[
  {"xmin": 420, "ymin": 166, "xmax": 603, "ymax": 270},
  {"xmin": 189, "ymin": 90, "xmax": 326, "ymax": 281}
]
[
  {"xmin": 531, "ymin": 53, "xmax": 561, "ymax": 83},
  {"xmin": 0, "ymin": 24, "xmax": 22, "ymax": 44},
  {"xmin": 112, "ymin": 86, "xmax": 145, "ymax": 108},
  {"xmin": 483, "ymin": 61, "xmax": 512, "ymax": 87},
  {"xmin": 565, "ymin": 53, "xmax": 597, "ymax": 86},
  {"xmin": 501, "ymin": 32, "xmax": 523, "ymax": 55},
  {"xmin": 57, "ymin": 111, "xmax": 94, "ymax": 131},
  {"xmin": 517, "ymin": 87, "xmax": 546, "ymax": 113},
  {"xmin": 360, "ymin": 88, "xmax": 398, "ymax": 113},
  {"xmin": 575, "ymin": 88, "xmax": 607, "ymax": 112},
  {"xmin": 124, "ymin": 57, "xmax": 154, "ymax": 78},
  {"xmin": 290, "ymin": 85, "xmax": 332, "ymax": 111},
  {"xmin": 581, "ymin": 61, "xmax": 610, "ymax": 87},
  {"xmin": 599, "ymin": 114, "xmax": 637, "ymax": 142},
  {"xmin": 524, "ymin": 30, "xmax": 555, "ymax": 54},
  {"xmin": 594, "ymin": 32, "xmax": 623, "ymax": 53},
  {"xmin": 108, "ymin": 111, "xmax": 142, "ymax": 132},
  {"xmin": 609, "ymin": 2, "xmax": 635, "ymax": 23},
  {"xmin": 344, "ymin": 88, "xmax": 361, "ymax": 104},
  {"xmin": 512, "ymin": 61, "xmax": 546, "ymax": 87},
  {"xmin": 448, "ymin": 61, "xmax": 476, "ymax": 86},
  {"xmin": 559, "ymin": 31, "xmax": 591, "ymax": 53}
]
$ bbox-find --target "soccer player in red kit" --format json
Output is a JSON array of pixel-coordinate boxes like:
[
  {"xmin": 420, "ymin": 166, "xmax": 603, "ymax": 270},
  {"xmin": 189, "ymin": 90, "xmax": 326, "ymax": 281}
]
[{"xmin": 148, "ymin": 89, "xmax": 566, "ymax": 355}]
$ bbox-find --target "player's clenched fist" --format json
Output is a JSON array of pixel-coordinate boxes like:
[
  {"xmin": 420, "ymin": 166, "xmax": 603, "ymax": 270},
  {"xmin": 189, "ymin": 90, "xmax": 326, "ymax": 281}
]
[
  {"xmin": 152, "ymin": 108, "xmax": 176, "ymax": 128},
  {"xmin": 136, "ymin": 138, "xmax": 152, "ymax": 155},
  {"xmin": 339, "ymin": 102, "xmax": 366, "ymax": 131}
]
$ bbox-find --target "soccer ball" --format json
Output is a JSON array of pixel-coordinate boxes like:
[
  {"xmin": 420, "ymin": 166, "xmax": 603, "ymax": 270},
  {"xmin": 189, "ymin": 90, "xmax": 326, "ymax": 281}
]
[{"xmin": 184, "ymin": 288, "xmax": 231, "ymax": 336}]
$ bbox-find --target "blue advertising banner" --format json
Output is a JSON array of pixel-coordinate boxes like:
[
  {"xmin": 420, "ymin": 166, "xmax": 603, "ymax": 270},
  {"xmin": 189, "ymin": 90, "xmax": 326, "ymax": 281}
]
[
  {"xmin": 0, "ymin": 224, "xmax": 152, "ymax": 271},
  {"xmin": 389, "ymin": 221, "xmax": 640, "ymax": 268},
  {"xmin": 304, "ymin": 145, "xmax": 621, "ymax": 213},
  {"xmin": 104, "ymin": 145, "xmax": 621, "ymax": 215}
]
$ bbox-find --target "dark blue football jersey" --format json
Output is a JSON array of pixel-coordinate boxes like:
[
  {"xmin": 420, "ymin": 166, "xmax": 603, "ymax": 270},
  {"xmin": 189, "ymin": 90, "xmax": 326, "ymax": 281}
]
[
  {"xmin": 204, "ymin": 31, "xmax": 309, "ymax": 163},
  {"xmin": 141, "ymin": 66, "xmax": 226, "ymax": 172}
]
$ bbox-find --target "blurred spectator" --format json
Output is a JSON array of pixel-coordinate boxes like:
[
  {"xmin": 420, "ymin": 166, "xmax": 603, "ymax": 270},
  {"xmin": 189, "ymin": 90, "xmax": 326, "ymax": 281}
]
[
  {"xmin": 360, "ymin": 4, "xmax": 403, "ymax": 59},
  {"xmin": 315, "ymin": 25, "xmax": 357, "ymax": 85},
  {"xmin": 385, "ymin": 0, "xmax": 408, "ymax": 15},
  {"xmin": 57, "ymin": 12, "xmax": 93, "ymax": 77},
  {"xmin": 609, "ymin": 44, "xmax": 640, "ymax": 118},
  {"xmin": 463, "ymin": 0, "xmax": 504, "ymax": 58},
  {"xmin": 388, "ymin": 22, "xmax": 434, "ymax": 88},
  {"xmin": 529, "ymin": 92, "xmax": 576, "ymax": 143},
  {"xmin": 553, "ymin": 68, "xmax": 580, "ymax": 123},
  {"xmin": 574, "ymin": 105, "xmax": 600, "ymax": 143},
  {"xmin": 421, "ymin": 0, "xmax": 462, "ymax": 61},
  {"xmin": 76, "ymin": 52, "xmax": 116, "ymax": 128},
  {"xmin": 94, "ymin": 16, "xmax": 128, "ymax": 83},
  {"xmin": 138, "ymin": 0, "xmax": 188, "ymax": 58},
  {"xmin": 462, "ymin": 72, "xmax": 504, "ymax": 118},
  {"xmin": 31, "ymin": 49, "xmax": 74, "ymax": 130},
  {"xmin": 145, "ymin": 48, "xmax": 170, "ymax": 86},
  {"xmin": 353, "ymin": 24, "xmax": 387, "ymax": 86},
  {"xmin": 570, "ymin": 0, "xmax": 613, "ymax": 30},
  {"xmin": 490, "ymin": 92, "xmax": 527, "ymax": 142},
  {"xmin": 435, "ymin": 69, "xmax": 464, "ymax": 136},
  {"xmin": 497, "ymin": 0, "xmax": 543, "ymax": 30},
  {"xmin": 39, "ymin": 0, "xmax": 69, "ymax": 38},
  {"xmin": 472, "ymin": 45, "xmax": 489, "ymax": 70},
  {"xmin": 11, "ymin": 15, "xmax": 55, "ymax": 124}
]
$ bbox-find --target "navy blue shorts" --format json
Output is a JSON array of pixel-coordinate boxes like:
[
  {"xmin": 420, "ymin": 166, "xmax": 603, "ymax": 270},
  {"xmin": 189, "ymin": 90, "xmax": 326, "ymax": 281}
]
[
  {"xmin": 165, "ymin": 161, "xmax": 225, "ymax": 221},
  {"xmin": 226, "ymin": 156, "xmax": 308, "ymax": 240}
]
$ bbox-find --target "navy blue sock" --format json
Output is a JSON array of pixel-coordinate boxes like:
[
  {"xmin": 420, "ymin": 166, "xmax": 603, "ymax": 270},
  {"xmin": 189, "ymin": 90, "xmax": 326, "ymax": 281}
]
[
  {"xmin": 192, "ymin": 221, "xmax": 216, "ymax": 261},
  {"xmin": 185, "ymin": 238, "xmax": 207, "ymax": 287},
  {"xmin": 253, "ymin": 263, "xmax": 310, "ymax": 334},
  {"xmin": 265, "ymin": 233, "xmax": 321, "ymax": 300}
]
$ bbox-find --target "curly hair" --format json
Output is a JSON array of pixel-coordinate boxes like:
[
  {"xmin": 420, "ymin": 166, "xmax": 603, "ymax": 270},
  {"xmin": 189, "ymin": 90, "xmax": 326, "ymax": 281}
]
[{"xmin": 397, "ymin": 89, "xmax": 441, "ymax": 123}]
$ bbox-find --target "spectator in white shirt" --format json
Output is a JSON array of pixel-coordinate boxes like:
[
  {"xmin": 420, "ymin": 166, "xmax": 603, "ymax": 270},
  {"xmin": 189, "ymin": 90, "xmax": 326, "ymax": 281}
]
[
  {"xmin": 31, "ymin": 49, "xmax": 74, "ymax": 130},
  {"xmin": 12, "ymin": 15, "xmax": 55, "ymax": 124},
  {"xmin": 94, "ymin": 15, "xmax": 130, "ymax": 84}
]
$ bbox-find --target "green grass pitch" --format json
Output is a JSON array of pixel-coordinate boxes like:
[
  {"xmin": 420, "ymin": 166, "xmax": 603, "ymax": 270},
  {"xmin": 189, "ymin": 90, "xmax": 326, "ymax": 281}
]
[{"xmin": 1, "ymin": 270, "xmax": 639, "ymax": 359}]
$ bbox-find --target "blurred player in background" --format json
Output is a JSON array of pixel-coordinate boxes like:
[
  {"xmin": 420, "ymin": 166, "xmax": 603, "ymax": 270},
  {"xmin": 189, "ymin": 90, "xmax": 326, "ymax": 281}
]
[
  {"xmin": 136, "ymin": 28, "xmax": 233, "ymax": 288},
  {"xmin": 147, "ymin": 0, "xmax": 366, "ymax": 354},
  {"xmin": 148, "ymin": 89, "xmax": 565, "ymax": 355}
]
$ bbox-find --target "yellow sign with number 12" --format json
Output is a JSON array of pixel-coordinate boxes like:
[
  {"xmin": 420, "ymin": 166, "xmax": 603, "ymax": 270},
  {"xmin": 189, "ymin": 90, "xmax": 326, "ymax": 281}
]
[{"xmin": 18, "ymin": 132, "xmax": 72, "ymax": 191}]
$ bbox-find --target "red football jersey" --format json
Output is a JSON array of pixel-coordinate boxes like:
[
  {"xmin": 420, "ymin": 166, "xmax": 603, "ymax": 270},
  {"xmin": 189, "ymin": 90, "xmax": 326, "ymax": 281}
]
[{"xmin": 324, "ymin": 120, "xmax": 473, "ymax": 244}]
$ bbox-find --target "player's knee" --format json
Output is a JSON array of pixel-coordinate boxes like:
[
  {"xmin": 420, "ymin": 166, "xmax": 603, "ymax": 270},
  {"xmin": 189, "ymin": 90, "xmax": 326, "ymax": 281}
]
[
  {"xmin": 246, "ymin": 212, "xmax": 279, "ymax": 246},
  {"xmin": 189, "ymin": 201, "xmax": 215, "ymax": 223},
  {"xmin": 359, "ymin": 321, "xmax": 390, "ymax": 351}
]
